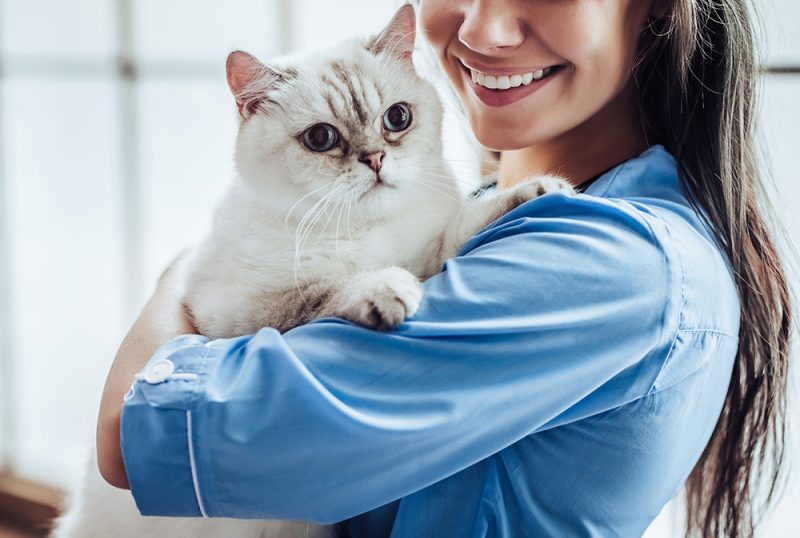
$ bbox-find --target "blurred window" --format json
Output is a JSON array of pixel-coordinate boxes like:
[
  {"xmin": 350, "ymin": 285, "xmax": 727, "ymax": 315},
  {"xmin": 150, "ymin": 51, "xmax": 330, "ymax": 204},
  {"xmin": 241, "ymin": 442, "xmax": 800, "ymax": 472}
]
[{"xmin": 0, "ymin": 0, "xmax": 401, "ymax": 487}]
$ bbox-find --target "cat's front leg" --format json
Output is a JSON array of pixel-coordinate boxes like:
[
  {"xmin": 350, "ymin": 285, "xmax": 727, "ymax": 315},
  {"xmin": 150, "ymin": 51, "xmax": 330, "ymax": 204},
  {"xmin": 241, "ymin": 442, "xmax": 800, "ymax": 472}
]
[
  {"xmin": 319, "ymin": 267, "xmax": 422, "ymax": 330},
  {"xmin": 438, "ymin": 175, "xmax": 573, "ymax": 263}
]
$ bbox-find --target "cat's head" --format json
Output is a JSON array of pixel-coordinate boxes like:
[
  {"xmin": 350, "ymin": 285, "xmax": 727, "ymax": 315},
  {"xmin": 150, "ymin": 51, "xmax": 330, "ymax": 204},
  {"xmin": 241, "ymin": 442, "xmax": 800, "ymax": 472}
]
[{"xmin": 227, "ymin": 5, "xmax": 445, "ymax": 222}]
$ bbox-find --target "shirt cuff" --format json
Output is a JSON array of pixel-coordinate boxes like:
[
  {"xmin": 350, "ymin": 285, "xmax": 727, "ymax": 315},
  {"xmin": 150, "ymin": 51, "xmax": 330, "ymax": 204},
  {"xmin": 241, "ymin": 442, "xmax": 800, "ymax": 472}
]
[{"xmin": 120, "ymin": 333, "xmax": 211, "ymax": 517}]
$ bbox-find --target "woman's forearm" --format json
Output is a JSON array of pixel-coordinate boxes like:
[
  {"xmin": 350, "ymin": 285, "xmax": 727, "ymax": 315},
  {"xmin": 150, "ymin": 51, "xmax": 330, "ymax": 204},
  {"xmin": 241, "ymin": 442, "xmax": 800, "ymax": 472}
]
[{"xmin": 96, "ymin": 265, "xmax": 197, "ymax": 489}]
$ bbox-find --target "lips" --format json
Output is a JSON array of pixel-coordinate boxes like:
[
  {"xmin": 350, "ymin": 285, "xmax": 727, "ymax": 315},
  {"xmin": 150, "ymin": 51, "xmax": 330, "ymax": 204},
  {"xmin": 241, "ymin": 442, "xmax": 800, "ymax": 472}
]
[
  {"xmin": 458, "ymin": 59, "xmax": 566, "ymax": 108},
  {"xmin": 469, "ymin": 66, "xmax": 557, "ymax": 89}
]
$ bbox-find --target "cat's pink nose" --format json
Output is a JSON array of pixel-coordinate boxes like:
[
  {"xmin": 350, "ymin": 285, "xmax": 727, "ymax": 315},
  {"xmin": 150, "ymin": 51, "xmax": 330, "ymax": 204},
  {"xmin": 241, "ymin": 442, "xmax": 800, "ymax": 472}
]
[{"xmin": 359, "ymin": 151, "xmax": 385, "ymax": 173}]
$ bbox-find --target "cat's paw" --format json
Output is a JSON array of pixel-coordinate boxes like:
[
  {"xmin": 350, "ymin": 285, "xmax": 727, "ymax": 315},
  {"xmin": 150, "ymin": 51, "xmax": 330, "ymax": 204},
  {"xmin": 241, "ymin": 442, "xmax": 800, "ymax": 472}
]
[
  {"xmin": 336, "ymin": 267, "xmax": 422, "ymax": 331},
  {"xmin": 502, "ymin": 175, "xmax": 574, "ymax": 210}
]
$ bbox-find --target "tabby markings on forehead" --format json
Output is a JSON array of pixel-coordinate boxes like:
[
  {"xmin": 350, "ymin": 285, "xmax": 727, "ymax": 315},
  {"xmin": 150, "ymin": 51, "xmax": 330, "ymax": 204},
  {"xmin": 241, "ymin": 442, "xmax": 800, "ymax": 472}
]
[
  {"xmin": 350, "ymin": 72, "xmax": 374, "ymax": 126},
  {"xmin": 330, "ymin": 60, "xmax": 369, "ymax": 125},
  {"xmin": 323, "ymin": 90, "xmax": 339, "ymax": 124},
  {"xmin": 320, "ymin": 73, "xmax": 352, "ymax": 125}
]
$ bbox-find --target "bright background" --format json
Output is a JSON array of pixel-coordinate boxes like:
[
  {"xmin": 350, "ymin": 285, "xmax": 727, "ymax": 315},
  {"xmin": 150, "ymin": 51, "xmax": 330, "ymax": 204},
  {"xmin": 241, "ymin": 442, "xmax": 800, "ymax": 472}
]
[{"xmin": 0, "ymin": 1, "xmax": 797, "ymax": 535}]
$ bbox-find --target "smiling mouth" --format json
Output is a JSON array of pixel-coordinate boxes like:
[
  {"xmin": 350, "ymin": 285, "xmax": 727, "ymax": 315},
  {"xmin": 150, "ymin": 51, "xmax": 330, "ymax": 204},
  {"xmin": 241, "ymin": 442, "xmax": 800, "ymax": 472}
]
[{"xmin": 461, "ymin": 62, "xmax": 566, "ymax": 90}]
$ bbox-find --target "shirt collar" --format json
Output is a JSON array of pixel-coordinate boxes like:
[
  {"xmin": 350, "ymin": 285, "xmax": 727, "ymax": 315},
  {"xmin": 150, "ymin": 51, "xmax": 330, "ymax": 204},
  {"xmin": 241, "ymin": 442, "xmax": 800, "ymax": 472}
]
[{"xmin": 583, "ymin": 144, "xmax": 680, "ymax": 201}]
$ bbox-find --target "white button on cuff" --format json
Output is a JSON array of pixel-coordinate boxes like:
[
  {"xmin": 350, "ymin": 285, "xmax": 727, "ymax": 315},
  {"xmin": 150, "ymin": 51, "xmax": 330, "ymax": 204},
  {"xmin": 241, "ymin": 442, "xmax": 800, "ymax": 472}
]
[{"xmin": 144, "ymin": 359, "xmax": 176, "ymax": 384}]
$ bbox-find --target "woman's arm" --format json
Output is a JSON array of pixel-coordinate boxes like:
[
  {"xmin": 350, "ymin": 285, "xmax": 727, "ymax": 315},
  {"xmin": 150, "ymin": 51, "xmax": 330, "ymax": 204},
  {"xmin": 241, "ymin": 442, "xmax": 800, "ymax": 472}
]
[
  {"xmin": 113, "ymin": 193, "xmax": 678, "ymax": 522},
  {"xmin": 96, "ymin": 261, "xmax": 197, "ymax": 489}
]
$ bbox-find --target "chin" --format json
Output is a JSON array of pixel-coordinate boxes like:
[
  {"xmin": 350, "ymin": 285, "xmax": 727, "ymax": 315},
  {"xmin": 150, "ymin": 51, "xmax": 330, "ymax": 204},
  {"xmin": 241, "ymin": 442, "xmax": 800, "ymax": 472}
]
[
  {"xmin": 468, "ymin": 107, "xmax": 569, "ymax": 152},
  {"xmin": 469, "ymin": 121, "xmax": 539, "ymax": 152}
]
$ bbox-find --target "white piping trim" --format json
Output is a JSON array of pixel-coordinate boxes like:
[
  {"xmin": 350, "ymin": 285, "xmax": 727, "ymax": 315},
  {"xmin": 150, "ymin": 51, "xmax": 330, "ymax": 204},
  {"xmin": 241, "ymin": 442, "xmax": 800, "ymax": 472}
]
[
  {"xmin": 186, "ymin": 410, "xmax": 209, "ymax": 518},
  {"xmin": 172, "ymin": 373, "xmax": 199, "ymax": 380},
  {"xmin": 134, "ymin": 372, "xmax": 198, "ymax": 381}
]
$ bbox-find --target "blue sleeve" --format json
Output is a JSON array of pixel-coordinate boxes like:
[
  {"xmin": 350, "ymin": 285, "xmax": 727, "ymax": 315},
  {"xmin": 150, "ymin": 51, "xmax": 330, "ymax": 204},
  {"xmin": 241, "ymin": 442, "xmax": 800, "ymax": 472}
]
[{"xmin": 120, "ymin": 192, "xmax": 679, "ymax": 523}]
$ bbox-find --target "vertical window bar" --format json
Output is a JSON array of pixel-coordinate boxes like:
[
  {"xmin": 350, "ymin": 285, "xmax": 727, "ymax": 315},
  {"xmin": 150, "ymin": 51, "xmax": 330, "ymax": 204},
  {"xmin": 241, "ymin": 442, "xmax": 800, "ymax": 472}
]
[
  {"xmin": 0, "ymin": 0, "xmax": 15, "ymax": 474},
  {"xmin": 276, "ymin": 0, "xmax": 294, "ymax": 54},
  {"xmin": 116, "ymin": 0, "xmax": 143, "ymax": 320}
]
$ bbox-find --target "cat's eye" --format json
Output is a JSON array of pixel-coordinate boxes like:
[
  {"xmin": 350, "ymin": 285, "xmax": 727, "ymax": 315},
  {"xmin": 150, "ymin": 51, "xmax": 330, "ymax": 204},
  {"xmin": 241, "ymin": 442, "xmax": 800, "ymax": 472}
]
[
  {"xmin": 383, "ymin": 103, "xmax": 412, "ymax": 132},
  {"xmin": 303, "ymin": 123, "xmax": 340, "ymax": 152}
]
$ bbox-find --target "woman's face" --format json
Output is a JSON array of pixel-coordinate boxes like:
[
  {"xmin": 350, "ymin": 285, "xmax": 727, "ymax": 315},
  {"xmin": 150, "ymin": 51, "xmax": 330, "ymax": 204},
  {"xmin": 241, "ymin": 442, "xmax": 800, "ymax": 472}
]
[{"xmin": 418, "ymin": 0, "xmax": 654, "ymax": 151}]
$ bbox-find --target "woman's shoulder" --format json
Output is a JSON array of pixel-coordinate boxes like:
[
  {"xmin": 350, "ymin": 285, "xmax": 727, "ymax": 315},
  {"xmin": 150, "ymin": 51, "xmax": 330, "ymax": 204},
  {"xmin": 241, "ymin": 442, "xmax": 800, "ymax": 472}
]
[
  {"xmin": 468, "ymin": 145, "xmax": 689, "ymax": 251},
  {"xmin": 589, "ymin": 144, "xmax": 740, "ymax": 337},
  {"xmin": 463, "ymin": 144, "xmax": 740, "ymax": 337}
]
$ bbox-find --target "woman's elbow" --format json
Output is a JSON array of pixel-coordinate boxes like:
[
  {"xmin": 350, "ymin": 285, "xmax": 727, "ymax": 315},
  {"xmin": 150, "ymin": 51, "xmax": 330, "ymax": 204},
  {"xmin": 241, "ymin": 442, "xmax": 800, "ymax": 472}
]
[{"xmin": 96, "ymin": 411, "xmax": 130, "ymax": 490}]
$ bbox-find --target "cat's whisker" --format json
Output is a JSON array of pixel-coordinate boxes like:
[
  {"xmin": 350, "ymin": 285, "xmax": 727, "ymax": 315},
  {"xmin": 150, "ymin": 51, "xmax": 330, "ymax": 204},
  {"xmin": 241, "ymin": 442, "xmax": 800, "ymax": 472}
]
[
  {"xmin": 407, "ymin": 173, "xmax": 466, "ymax": 190},
  {"xmin": 414, "ymin": 164, "xmax": 482, "ymax": 184},
  {"xmin": 416, "ymin": 180, "xmax": 466, "ymax": 204},
  {"xmin": 318, "ymin": 188, "xmax": 345, "ymax": 236},
  {"xmin": 420, "ymin": 188, "xmax": 464, "ymax": 205},
  {"xmin": 441, "ymin": 157, "xmax": 502, "ymax": 165},
  {"xmin": 421, "ymin": 177, "xmax": 464, "ymax": 194},
  {"xmin": 413, "ymin": 170, "xmax": 467, "ymax": 184},
  {"xmin": 293, "ymin": 186, "xmax": 341, "ymax": 286},
  {"xmin": 413, "ymin": 171, "xmax": 474, "ymax": 193},
  {"xmin": 415, "ymin": 161, "xmax": 483, "ymax": 173},
  {"xmin": 294, "ymin": 190, "xmax": 331, "ymax": 245},
  {"xmin": 295, "ymin": 186, "xmax": 340, "ymax": 253},
  {"xmin": 285, "ymin": 183, "xmax": 336, "ymax": 229},
  {"xmin": 413, "ymin": 172, "xmax": 485, "ymax": 194},
  {"xmin": 303, "ymin": 187, "xmax": 343, "ymax": 247},
  {"xmin": 334, "ymin": 195, "xmax": 347, "ymax": 262},
  {"xmin": 345, "ymin": 188, "xmax": 356, "ymax": 241}
]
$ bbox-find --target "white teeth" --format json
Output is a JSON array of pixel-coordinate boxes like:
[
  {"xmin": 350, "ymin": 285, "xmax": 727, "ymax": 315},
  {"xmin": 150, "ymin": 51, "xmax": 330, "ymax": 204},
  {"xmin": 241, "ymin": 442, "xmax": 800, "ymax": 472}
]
[{"xmin": 468, "ymin": 66, "xmax": 556, "ymax": 90}]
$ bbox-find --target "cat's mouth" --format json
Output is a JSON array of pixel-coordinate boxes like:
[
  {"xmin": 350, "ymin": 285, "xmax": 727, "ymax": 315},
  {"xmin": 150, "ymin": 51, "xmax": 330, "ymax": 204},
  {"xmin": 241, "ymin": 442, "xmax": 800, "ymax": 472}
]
[{"xmin": 361, "ymin": 175, "xmax": 395, "ymax": 199}]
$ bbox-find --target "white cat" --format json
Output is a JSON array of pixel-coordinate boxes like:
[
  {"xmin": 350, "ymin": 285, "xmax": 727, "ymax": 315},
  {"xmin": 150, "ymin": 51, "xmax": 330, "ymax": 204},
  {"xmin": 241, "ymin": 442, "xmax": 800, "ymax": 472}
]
[{"xmin": 52, "ymin": 5, "xmax": 571, "ymax": 538}]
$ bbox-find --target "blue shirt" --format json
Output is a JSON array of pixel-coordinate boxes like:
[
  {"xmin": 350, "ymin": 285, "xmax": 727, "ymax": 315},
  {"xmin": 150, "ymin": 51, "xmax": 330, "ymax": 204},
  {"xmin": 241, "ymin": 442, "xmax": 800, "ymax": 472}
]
[{"xmin": 121, "ymin": 145, "xmax": 740, "ymax": 537}]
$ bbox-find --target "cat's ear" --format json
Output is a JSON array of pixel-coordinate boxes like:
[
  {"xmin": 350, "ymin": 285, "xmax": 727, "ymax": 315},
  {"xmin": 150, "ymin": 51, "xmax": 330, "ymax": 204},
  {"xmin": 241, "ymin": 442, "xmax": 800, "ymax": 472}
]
[
  {"xmin": 226, "ymin": 50, "xmax": 280, "ymax": 118},
  {"xmin": 368, "ymin": 4, "xmax": 416, "ymax": 62}
]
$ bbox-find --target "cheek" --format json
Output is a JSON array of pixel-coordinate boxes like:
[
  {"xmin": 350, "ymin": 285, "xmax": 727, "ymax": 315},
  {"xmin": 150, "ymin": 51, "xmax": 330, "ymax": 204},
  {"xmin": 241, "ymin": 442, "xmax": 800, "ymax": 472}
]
[
  {"xmin": 418, "ymin": 1, "xmax": 457, "ymax": 46},
  {"xmin": 554, "ymin": 4, "xmax": 645, "ymax": 94},
  {"xmin": 419, "ymin": 1, "xmax": 462, "ymax": 77}
]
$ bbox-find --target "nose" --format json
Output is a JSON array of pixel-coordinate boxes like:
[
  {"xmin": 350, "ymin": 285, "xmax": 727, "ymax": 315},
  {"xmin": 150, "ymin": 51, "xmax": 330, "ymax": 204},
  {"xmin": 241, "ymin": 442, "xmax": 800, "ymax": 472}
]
[
  {"xmin": 359, "ymin": 151, "xmax": 385, "ymax": 173},
  {"xmin": 458, "ymin": 1, "xmax": 525, "ymax": 55}
]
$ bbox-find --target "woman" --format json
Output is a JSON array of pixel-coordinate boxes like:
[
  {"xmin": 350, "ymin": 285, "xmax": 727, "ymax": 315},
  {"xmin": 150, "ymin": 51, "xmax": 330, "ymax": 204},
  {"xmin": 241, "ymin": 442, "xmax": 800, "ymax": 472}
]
[{"xmin": 96, "ymin": 1, "xmax": 791, "ymax": 537}]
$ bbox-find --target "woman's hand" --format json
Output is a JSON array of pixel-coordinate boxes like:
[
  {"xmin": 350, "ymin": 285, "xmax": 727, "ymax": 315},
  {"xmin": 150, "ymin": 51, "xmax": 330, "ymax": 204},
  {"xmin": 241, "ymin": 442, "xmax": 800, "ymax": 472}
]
[{"xmin": 96, "ymin": 256, "xmax": 198, "ymax": 489}]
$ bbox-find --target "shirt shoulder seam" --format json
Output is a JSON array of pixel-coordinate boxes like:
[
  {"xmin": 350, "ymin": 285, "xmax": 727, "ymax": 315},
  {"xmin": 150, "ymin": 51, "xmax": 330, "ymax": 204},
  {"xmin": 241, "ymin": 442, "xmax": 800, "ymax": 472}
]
[
  {"xmin": 677, "ymin": 327, "xmax": 738, "ymax": 338},
  {"xmin": 620, "ymin": 202, "xmax": 685, "ymax": 398}
]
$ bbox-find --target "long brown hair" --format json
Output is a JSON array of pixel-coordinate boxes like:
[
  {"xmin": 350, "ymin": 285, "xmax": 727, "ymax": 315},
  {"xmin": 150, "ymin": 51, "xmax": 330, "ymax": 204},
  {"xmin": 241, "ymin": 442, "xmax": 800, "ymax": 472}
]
[{"xmin": 633, "ymin": 1, "xmax": 792, "ymax": 536}]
